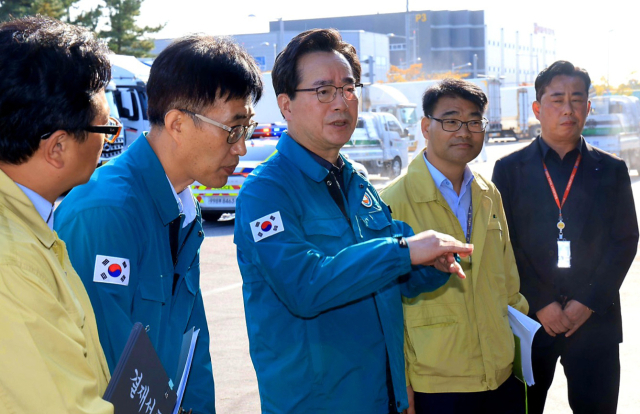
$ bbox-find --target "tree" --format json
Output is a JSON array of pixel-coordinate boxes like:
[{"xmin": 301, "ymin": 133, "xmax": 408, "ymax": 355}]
[
  {"xmin": 73, "ymin": 4, "xmax": 103, "ymax": 31},
  {"xmin": 0, "ymin": 0, "xmax": 64, "ymax": 21},
  {"xmin": 387, "ymin": 64, "xmax": 427, "ymax": 82},
  {"xmin": 101, "ymin": 0, "xmax": 163, "ymax": 57},
  {"xmin": 1, "ymin": 0, "xmax": 101, "ymax": 30},
  {"xmin": 386, "ymin": 63, "xmax": 470, "ymax": 83},
  {"xmin": 593, "ymin": 76, "xmax": 640, "ymax": 96},
  {"xmin": 423, "ymin": 71, "xmax": 470, "ymax": 81}
]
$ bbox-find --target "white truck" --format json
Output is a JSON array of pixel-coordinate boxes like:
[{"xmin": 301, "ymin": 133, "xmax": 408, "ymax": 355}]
[
  {"xmin": 108, "ymin": 55, "xmax": 151, "ymax": 148},
  {"xmin": 253, "ymin": 74, "xmax": 421, "ymax": 154},
  {"xmin": 361, "ymin": 83, "xmax": 420, "ymax": 151},
  {"xmin": 253, "ymin": 72, "xmax": 282, "ymax": 124},
  {"xmin": 498, "ymin": 85, "xmax": 541, "ymax": 140},
  {"xmin": 583, "ymin": 95, "xmax": 640, "ymax": 168},
  {"xmin": 385, "ymin": 79, "xmax": 541, "ymax": 141},
  {"xmin": 99, "ymin": 81, "xmax": 126, "ymax": 165},
  {"xmin": 341, "ymin": 112, "xmax": 410, "ymax": 178}
]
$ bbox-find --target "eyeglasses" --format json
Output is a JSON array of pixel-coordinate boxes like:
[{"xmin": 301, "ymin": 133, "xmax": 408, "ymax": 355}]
[
  {"xmin": 40, "ymin": 116, "xmax": 123, "ymax": 143},
  {"xmin": 428, "ymin": 115, "xmax": 489, "ymax": 133},
  {"xmin": 179, "ymin": 109, "xmax": 258, "ymax": 144},
  {"xmin": 84, "ymin": 117, "xmax": 123, "ymax": 143},
  {"xmin": 295, "ymin": 83, "xmax": 363, "ymax": 103}
]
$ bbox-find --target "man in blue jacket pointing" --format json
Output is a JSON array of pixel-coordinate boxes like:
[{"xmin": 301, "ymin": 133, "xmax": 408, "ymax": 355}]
[
  {"xmin": 55, "ymin": 35, "xmax": 264, "ymax": 413},
  {"xmin": 234, "ymin": 29, "xmax": 473, "ymax": 414}
]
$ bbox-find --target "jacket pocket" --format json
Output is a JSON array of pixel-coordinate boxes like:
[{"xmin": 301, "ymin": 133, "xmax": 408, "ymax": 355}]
[
  {"xmin": 404, "ymin": 303, "xmax": 475, "ymax": 377},
  {"xmin": 358, "ymin": 209, "xmax": 392, "ymax": 231},
  {"xmin": 183, "ymin": 263, "xmax": 200, "ymax": 296},
  {"xmin": 487, "ymin": 294, "xmax": 515, "ymax": 369},
  {"xmin": 486, "ymin": 219, "xmax": 502, "ymax": 232},
  {"xmin": 138, "ymin": 276, "xmax": 166, "ymax": 304},
  {"xmin": 302, "ymin": 217, "xmax": 350, "ymax": 236},
  {"xmin": 301, "ymin": 217, "xmax": 350, "ymax": 255}
]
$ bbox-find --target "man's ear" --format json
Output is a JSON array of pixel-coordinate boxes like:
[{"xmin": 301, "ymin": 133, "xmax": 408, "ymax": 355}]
[
  {"xmin": 421, "ymin": 116, "xmax": 431, "ymax": 141},
  {"xmin": 164, "ymin": 109, "xmax": 186, "ymax": 145},
  {"xmin": 532, "ymin": 100, "xmax": 541, "ymax": 120},
  {"xmin": 41, "ymin": 130, "xmax": 71, "ymax": 169},
  {"xmin": 277, "ymin": 93, "xmax": 292, "ymax": 121}
]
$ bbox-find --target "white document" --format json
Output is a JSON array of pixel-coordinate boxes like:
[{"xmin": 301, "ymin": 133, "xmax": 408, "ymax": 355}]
[
  {"xmin": 508, "ymin": 305, "xmax": 541, "ymax": 386},
  {"xmin": 172, "ymin": 328, "xmax": 200, "ymax": 414}
]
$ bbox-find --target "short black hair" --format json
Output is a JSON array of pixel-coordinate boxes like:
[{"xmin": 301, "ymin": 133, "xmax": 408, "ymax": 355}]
[
  {"xmin": 535, "ymin": 60, "xmax": 591, "ymax": 101},
  {"xmin": 147, "ymin": 34, "xmax": 263, "ymax": 126},
  {"xmin": 422, "ymin": 78, "xmax": 488, "ymax": 117},
  {"xmin": 0, "ymin": 15, "xmax": 111, "ymax": 164},
  {"xmin": 272, "ymin": 28, "xmax": 361, "ymax": 99}
]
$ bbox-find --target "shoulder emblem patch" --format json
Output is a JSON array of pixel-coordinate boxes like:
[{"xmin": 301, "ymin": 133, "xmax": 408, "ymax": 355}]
[
  {"xmin": 250, "ymin": 211, "xmax": 284, "ymax": 242},
  {"xmin": 93, "ymin": 255, "xmax": 130, "ymax": 286},
  {"xmin": 362, "ymin": 190, "xmax": 373, "ymax": 208}
]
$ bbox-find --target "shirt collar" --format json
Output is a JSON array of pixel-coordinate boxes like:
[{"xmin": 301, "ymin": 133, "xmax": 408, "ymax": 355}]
[
  {"xmin": 276, "ymin": 131, "xmax": 352, "ymax": 182},
  {"xmin": 134, "ymin": 133, "xmax": 182, "ymax": 225},
  {"xmin": 15, "ymin": 183, "xmax": 54, "ymax": 230},
  {"xmin": 304, "ymin": 146, "xmax": 345, "ymax": 173},
  {"xmin": 539, "ymin": 135, "xmax": 585, "ymax": 160},
  {"xmin": 423, "ymin": 152, "xmax": 474, "ymax": 191},
  {"xmin": 166, "ymin": 175, "xmax": 196, "ymax": 228}
]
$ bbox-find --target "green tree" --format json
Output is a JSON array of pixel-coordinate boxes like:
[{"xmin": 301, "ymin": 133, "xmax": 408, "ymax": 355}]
[
  {"xmin": 72, "ymin": 4, "xmax": 102, "ymax": 31},
  {"xmin": 593, "ymin": 76, "xmax": 640, "ymax": 96},
  {"xmin": 1, "ymin": 0, "xmax": 101, "ymax": 29},
  {"xmin": 0, "ymin": 0, "xmax": 63, "ymax": 21},
  {"xmin": 101, "ymin": 0, "xmax": 163, "ymax": 57}
]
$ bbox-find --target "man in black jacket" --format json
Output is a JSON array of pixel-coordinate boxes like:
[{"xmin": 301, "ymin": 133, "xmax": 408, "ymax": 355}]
[{"xmin": 492, "ymin": 60, "xmax": 638, "ymax": 414}]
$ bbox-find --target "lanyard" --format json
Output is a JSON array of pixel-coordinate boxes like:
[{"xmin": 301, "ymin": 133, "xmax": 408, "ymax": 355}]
[
  {"xmin": 542, "ymin": 153, "xmax": 581, "ymax": 238},
  {"xmin": 465, "ymin": 200, "xmax": 472, "ymax": 244},
  {"xmin": 464, "ymin": 196, "xmax": 472, "ymax": 264}
]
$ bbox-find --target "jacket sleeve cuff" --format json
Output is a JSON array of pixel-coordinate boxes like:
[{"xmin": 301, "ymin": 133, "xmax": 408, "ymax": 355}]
[{"xmin": 394, "ymin": 236, "xmax": 413, "ymax": 275}]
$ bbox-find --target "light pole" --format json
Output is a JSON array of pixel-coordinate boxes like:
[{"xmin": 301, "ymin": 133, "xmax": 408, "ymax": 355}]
[
  {"xmin": 388, "ymin": 33, "xmax": 416, "ymax": 68},
  {"xmin": 452, "ymin": 62, "xmax": 472, "ymax": 73},
  {"xmin": 607, "ymin": 29, "xmax": 614, "ymax": 90},
  {"xmin": 248, "ymin": 14, "xmax": 282, "ymax": 56}
]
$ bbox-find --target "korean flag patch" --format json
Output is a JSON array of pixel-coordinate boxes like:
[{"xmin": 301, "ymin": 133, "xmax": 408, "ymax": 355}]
[
  {"xmin": 250, "ymin": 211, "xmax": 285, "ymax": 242},
  {"xmin": 93, "ymin": 255, "xmax": 130, "ymax": 286}
]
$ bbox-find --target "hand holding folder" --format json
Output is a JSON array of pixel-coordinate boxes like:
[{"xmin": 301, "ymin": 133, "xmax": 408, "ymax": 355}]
[{"xmin": 508, "ymin": 306, "xmax": 541, "ymax": 386}]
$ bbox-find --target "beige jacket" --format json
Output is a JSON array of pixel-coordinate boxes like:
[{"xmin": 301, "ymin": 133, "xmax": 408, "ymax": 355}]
[
  {"xmin": 0, "ymin": 169, "xmax": 113, "ymax": 414},
  {"xmin": 380, "ymin": 153, "xmax": 528, "ymax": 393}
]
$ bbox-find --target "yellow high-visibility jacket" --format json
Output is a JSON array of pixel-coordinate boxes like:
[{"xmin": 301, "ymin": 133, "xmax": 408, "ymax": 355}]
[
  {"xmin": 380, "ymin": 153, "xmax": 528, "ymax": 393},
  {"xmin": 0, "ymin": 169, "xmax": 112, "ymax": 414}
]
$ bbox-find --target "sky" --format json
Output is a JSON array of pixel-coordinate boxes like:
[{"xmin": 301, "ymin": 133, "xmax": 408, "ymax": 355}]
[{"xmin": 111, "ymin": 0, "xmax": 640, "ymax": 86}]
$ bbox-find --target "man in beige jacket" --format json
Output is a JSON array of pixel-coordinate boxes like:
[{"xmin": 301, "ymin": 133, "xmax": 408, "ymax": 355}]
[
  {"xmin": 381, "ymin": 78, "xmax": 528, "ymax": 414},
  {"xmin": 0, "ymin": 16, "xmax": 115, "ymax": 413}
]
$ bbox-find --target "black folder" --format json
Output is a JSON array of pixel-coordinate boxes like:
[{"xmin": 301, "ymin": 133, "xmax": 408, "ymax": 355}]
[{"xmin": 103, "ymin": 322, "xmax": 178, "ymax": 413}]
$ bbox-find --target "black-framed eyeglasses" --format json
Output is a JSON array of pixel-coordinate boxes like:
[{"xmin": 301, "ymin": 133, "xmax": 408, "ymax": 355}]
[
  {"xmin": 179, "ymin": 109, "xmax": 258, "ymax": 144},
  {"xmin": 40, "ymin": 116, "xmax": 123, "ymax": 143},
  {"xmin": 428, "ymin": 115, "xmax": 489, "ymax": 133},
  {"xmin": 85, "ymin": 117, "xmax": 122, "ymax": 143},
  {"xmin": 294, "ymin": 83, "xmax": 363, "ymax": 103}
]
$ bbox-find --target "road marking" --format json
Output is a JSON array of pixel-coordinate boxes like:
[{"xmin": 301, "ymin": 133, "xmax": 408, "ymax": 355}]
[{"xmin": 203, "ymin": 282, "xmax": 242, "ymax": 296}]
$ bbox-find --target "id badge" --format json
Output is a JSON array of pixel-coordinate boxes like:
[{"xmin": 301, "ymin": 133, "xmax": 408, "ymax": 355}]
[{"xmin": 557, "ymin": 240, "xmax": 571, "ymax": 268}]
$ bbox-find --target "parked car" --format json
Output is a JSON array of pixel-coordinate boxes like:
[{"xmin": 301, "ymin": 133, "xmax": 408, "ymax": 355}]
[
  {"xmin": 251, "ymin": 122, "xmax": 287, "ymax": 139},
  {"xmin": 192, "ymin": 138, "xmax": 279, "ymax": 222},
  {"xmin": 193, "ymin": 134, "xmax": 369, "ymax": 222}
]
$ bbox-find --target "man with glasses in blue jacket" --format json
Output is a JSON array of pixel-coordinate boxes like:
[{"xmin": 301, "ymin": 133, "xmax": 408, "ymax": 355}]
[
  {"xmin": 234, "ymin": 28, "xmax": 473, "ymax": 414},
  {"xmin": 55, "ymin": 35, "xmax": 263, "ymax": 413}
]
